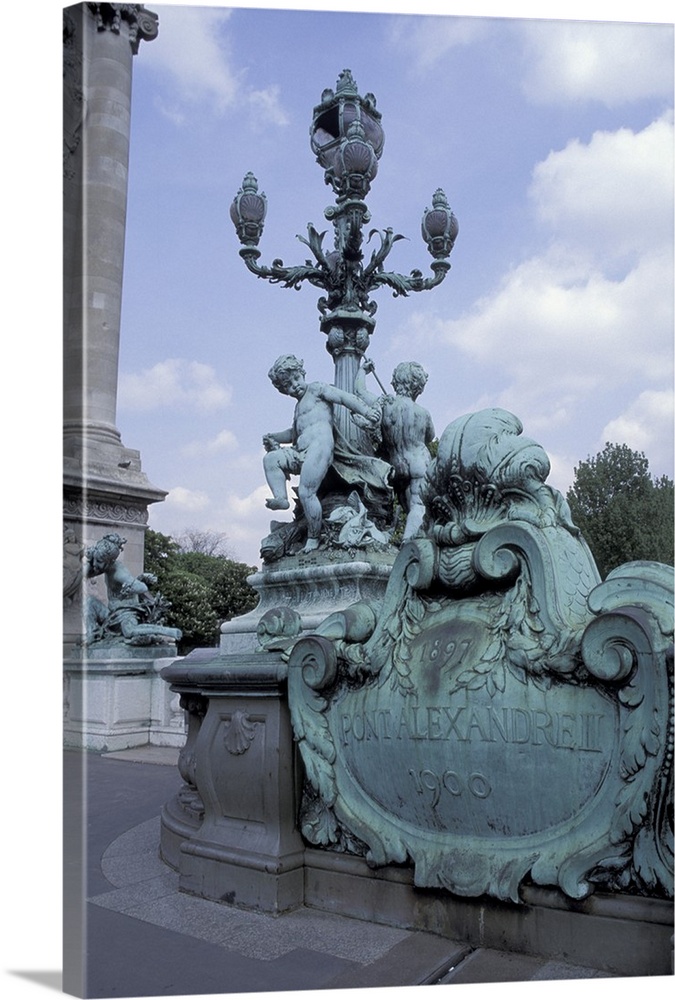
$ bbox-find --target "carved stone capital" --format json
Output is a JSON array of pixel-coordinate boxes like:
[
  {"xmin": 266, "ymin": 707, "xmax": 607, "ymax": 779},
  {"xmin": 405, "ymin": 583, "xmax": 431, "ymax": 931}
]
[{"xmin": 87, "ymin": 3, "xmax": 158, "ymax": 54}]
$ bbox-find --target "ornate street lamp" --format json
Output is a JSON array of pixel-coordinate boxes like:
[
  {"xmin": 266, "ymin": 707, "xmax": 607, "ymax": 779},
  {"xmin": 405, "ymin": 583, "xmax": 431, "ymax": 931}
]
[
  {"xmin": 311, "ymin": 69, "xmax": 384, "ymax": 185},
  {"xmin": 422, "ymin": 189, "xmax": 460, "ymax": 261},
  {"xmin": 230, "ymin": 69, "xmax": 458, "ymax": 445},
  {"xmin": 229, "ymin": 172, "xmax": 267, "ymax": 247}
]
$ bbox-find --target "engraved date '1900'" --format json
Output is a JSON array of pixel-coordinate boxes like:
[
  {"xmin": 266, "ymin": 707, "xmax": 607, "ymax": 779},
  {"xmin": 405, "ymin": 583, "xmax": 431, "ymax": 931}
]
[{"xmin": 409, "ymin": 767, "xmax": 492, "ymax": 808}]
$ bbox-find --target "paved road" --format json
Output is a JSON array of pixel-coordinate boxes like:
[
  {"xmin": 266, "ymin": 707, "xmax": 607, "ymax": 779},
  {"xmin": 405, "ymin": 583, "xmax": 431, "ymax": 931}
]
[{"xmin": 64, "ymin": 748, "xmax": 621, "ymax": 998}]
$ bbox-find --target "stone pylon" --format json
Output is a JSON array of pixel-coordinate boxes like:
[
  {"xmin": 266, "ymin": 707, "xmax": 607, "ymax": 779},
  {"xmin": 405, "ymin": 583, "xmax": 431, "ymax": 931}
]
[{"xmin": 63, "ymin": 3, "xmax": 163, "ymax": 647}]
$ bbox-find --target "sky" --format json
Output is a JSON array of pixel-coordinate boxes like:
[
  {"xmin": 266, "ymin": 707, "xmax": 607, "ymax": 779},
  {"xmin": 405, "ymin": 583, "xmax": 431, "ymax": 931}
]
[{"xmin": 112, "ymin": 1, "xmax": 675, "ymax": 571}]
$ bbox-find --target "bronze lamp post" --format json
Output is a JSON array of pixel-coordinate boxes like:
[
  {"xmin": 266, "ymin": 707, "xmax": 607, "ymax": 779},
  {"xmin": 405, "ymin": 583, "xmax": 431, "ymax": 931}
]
[{"xmin": 230, "ymin": 69, "xmax": 458, "ymax": 445}]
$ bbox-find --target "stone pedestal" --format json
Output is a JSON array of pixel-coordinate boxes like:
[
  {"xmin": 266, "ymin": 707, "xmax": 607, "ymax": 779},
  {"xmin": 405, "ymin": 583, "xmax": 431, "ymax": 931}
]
[
  {"xmin": 220, "ymin": 556, "xmax": 394, "ymax": 653},
  {"xmin": 64, "ymin": 645, "xmax": 183, "ymax": 752},
  {"xmin": 160, "ymin": 651, "xmax": 305, "ymax": 914}
]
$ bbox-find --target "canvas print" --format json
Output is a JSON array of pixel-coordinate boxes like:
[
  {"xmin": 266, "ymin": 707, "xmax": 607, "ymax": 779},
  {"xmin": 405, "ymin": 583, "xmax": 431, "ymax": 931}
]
[{"xmin": 62, "ymin": 2, "xmax": 673, "ymax": 998}]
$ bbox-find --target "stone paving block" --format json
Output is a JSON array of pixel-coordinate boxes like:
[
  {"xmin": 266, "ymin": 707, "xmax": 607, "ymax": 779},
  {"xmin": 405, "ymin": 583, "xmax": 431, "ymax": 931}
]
[
  {"xmin": 257, "ymin": 905, "xmax": 410, "ymax": 963},
  {"xmin": 88, "ymin": 873, "xmax": 179, "ymax": 913},
  {"xmin": 100, "ymin": 816, "xmax": 160, "ymax": 860},
  {"xmin": 531, "ymin": 960, "xmax": 615, "ymax": 980},
  {"xmin": 441, "ymin": 947, "xmax": 551, "ymax": 983},
  {"xmin": 120, "ymin": 891, "xmax": 259, "ymax": 951},
  {"xmin": 327, "ymin": 930, "xmax": 471, "ymax": 988},
  {"xmin": 440, "ymin": 947, "xmax": 619, "ymax": 984},
  {"xmin": 101, "ymin": 849, "xmax": 170, "ymax": 887}
]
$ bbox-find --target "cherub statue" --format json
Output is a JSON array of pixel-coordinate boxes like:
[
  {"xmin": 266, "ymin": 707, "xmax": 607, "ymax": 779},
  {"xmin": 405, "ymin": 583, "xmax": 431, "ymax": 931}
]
[
  {"xmin": 263, "ymin": 355, "xmax": 380, "ymax": 553},
  {"xmin": 355, "ymin": 358, "xmax": 435, "ymax": 540},
  {"xmin": 83, "ymin": 533, "xmax": 181, "ymax": 646}
]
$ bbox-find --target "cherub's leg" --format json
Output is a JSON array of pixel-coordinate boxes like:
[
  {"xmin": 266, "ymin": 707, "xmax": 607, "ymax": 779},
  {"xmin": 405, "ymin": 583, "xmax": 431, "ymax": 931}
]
[
  {"xmin": 120, "ymin": 617, "xmax": 182, "ymax": 642},
  {"xmin": 263, "ymin": 451, "xmax": 291, "ymax": 510},
  {"xmin": 83, "ymin": 596, "xmax": 108, "ymax": 645},
  {"xmin": 298, "ymin": 445, "xmax": 331, "ymax": 551},
  {"xmin": 298, "ymin": 488, "xmax": 322, "ymax": 550},
  {"xmin": 402, "ymin": 478, "xmax": 426, "ymax": 540}
]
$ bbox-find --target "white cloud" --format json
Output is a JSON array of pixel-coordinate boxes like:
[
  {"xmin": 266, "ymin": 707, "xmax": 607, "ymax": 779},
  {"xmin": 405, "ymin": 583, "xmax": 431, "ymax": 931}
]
[
  {"xmin": 545, "ymin": 449, "xmax": 578, "ymax": 496},
  {"xmin": 520, "ymin": 20, "xmax": 674, "ymax": 107},
  {"xmin": 151, "ymin": 96, "xmax": 187, "ymax": 127},
  {"xmin": 395, "ymin": 114, "xmax": 673, "ymax": 456},
  {"xmin": 142, "ymin": 6, "xmax": 289, "ymax": 125},
  {"xmin": 156, "ymin": 485, "xmax": 277, "ymax": 567},
  {"xmin": 164, "ymin": 486, "xmax": 211, "ymax": 511},
  {"xmin": 248, "ymin": 86, "xmax": 290, "ymax": 127},
  {"xmin": 181, "ymin": 428, "xmax": 239, "ymax": 457},
  {"xmin": 219, "ymin": 484, "xmax": 288, "ymax": 567},
  {"xmin": 144, "ymin": 7, "xmax": 238, "ymax": 111},
  {"xmin": 417, "ymin": 247, "xmax": 672, "ymax": 392},
  {"xmin": 530, "ymin": 113, "xmax": 674, "ymax": 261},
  {"xmin": 601, "ymin": 389, "xmax": 674, "ymax": 476},
  {"xmin": 146, "ymin": 458, "xmax": 281, "ymax": 566},
  {"xmin": 226, "ymin": 484, "xmax": 272, "ymax": 518},
  {"xmin": 387, "ymin": 14, "xmax": 489, "ymax": 71},
  {"xmin": 119, "ymin": 359, "xmax": 232, "ymax": 412}
]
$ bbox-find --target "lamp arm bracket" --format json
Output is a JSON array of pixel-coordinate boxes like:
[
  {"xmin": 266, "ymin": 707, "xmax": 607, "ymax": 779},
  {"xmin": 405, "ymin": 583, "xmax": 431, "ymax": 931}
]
[
  {"xmin": 371, "ymin": 259, "xmax": 450, "ymax": 297},
  {"xmin": 239, "ymin": 248, "xmax": 328, "ymax": 291}
]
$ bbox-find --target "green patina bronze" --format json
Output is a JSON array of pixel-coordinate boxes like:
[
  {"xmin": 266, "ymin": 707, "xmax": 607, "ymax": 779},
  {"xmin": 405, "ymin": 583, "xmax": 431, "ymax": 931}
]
[
  {"xmin": 231, "ymin": 71, "xmax": 460, "ymax": 564},
  {"xmin": 231, "ymin": 69, "xmax": 457, "ymax": 452},
  {"xmin": 82, "ymin": 532, "xmax": 181, "ymax": 647},
  {"xmin": 287, "ymin": 408, "xmax": 674, "ymax": 903}
]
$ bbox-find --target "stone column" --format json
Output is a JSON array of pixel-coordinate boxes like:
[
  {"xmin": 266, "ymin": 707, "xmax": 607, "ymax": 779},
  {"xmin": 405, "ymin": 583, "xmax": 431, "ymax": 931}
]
[{"xmin": 63, "ymin": 4, "xmax": 163, "ymax": 647}]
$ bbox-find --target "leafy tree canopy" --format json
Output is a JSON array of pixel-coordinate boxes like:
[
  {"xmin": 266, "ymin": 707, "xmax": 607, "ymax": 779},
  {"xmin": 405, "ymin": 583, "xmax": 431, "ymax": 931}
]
[
  {"xmin": 566, "ymin": 442, "xmax": 674, "ymax": 579},
  {"xmin": 144, "ymin": 528, "xmax": 258, "ymax": 653}
]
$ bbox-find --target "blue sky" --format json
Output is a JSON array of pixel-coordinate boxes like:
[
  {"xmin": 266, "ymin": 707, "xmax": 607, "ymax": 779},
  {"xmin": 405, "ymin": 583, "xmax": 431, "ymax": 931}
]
[{"xmin": 113, "ymin": 2, "xmax": 674, "ymax": 569}]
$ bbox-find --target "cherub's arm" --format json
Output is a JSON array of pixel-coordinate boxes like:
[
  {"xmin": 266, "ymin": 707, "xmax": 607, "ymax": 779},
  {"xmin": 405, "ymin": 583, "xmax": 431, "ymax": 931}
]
[
  {"xmin": 319, "ymin": 383, "xmax": 380, "ymax": 423},
  {"xmin": 354, "ymin": 358, "xmax": 379, "ymax": 407},
  {"xmin": 263, "ymin": 428, "xmax": 293, "ymax": 451},
  {"xmin": 112, "ymin": 562, "xmax": 148, "ymax": 594},
  {"xmin": 83, "ymin": 557, "xmax": 98, "ymax": 579},
  {"xmin": 425, "ymin": 412, "xmax": 436, "ymax": 445}
]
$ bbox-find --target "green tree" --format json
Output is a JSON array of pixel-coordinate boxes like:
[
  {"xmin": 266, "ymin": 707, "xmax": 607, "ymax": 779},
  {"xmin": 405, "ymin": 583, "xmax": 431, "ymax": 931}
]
[
  {"xmin": 143, "ymin": 528, "xmax": 179, "ymax": 570},
  {"xmin": 158, "ymin": 571, "xmax": 220, "ymax": 651},
  {"xmin": 566, "ymin": 443, "xmax": 674, "ymax": 579},
  {"xmin": 144, "ymin": 528, "xmax": 258, "ymax": 653}
]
